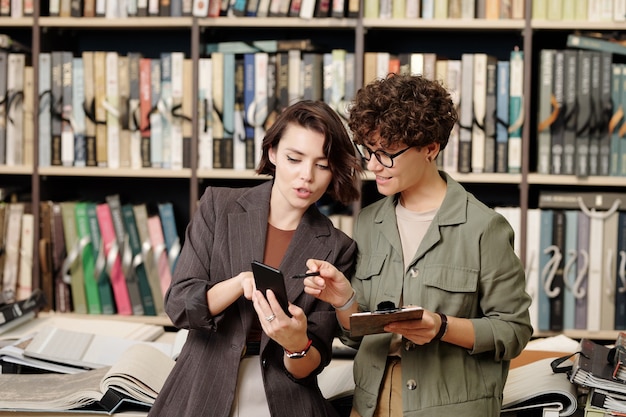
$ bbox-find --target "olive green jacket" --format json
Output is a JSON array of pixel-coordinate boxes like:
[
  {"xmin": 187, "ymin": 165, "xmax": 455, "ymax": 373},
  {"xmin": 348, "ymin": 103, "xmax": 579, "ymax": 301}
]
[{"xmin": 343, "ymin": 172, "xmax": 533, "ymax": 417}]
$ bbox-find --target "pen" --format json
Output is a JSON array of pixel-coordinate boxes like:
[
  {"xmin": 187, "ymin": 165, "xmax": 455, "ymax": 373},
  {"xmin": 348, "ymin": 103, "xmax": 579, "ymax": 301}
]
[{"xmin": 292, "ymin": 271, "xmax": 321, "ymax": 279}]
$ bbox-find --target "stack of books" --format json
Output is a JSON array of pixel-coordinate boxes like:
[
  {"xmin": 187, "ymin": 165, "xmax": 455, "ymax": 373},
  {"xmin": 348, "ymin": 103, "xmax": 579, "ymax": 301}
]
[{"xmin": 568, "ymin": 333, "xmax": 626, "ymax": 416}]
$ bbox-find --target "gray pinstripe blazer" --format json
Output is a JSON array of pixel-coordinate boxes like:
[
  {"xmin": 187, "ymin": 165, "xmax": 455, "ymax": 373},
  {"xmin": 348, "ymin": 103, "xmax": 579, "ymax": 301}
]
[{"xmin": 149, "ymin": 181, "xmax": 356, "ymax": 417}]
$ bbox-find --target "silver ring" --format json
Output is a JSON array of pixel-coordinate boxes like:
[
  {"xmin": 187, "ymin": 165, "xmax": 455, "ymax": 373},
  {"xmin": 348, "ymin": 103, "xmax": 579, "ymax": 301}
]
[{"xmin": 265, "ymin": 314, "xmax": 276, "ymax": 322}]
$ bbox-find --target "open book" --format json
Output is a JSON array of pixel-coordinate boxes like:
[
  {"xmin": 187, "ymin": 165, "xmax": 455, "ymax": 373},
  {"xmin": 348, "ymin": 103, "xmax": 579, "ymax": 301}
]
[
  {"xmin": 0, "ymin": 343, "xmax": 175, "ymax": 414},
  {"xmin": 22, "ymin": 325, "xmax": 175, "ymax": 369},
  {"xmin": 501, "ymin": 357, "xmax": 579, "ymax": 416}
]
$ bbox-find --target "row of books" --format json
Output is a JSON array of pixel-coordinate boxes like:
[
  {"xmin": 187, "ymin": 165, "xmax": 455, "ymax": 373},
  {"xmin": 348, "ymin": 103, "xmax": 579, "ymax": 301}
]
[
  {"xmin": 0, "ymin": 196, "xmax": 181, "ymax": 316},
  {"xmin": 363, "ymin": 49, "xmax": 525, "ymax": 174},
  {"xmin": 35, "ymin": 50, "xmax": 194, "ymax": 170},
  {"xmin": 532, "ymin": 0, "xmax": 626, "ymax": 22},
  {"xmin": 522, "ymin": 191, "xmax": 626, "ymax": 334},
  {"xmin": 536, "ymin": 48, "xmax": 626, "ymax": 178},
  {"xmin": 44, "ymin": 0, "xmax": 360, "ymax": 18},
  {"xmin": 364, "ymin": 0, "xmax": 525, "ymax": 20}
]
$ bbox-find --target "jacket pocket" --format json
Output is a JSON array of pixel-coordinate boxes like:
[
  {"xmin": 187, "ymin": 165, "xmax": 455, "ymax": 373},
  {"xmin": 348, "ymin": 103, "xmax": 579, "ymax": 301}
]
[
  {"xmin": 355, "ymin": 253, "xmax": 387, "ymax": 280},
  {"xmin": 422, "ymin": 264, "xmax": 479, "ymax": 315}
]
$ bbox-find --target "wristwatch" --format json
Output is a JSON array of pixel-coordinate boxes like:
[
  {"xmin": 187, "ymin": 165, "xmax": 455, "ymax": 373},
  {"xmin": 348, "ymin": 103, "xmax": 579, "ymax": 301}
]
[{"xmin": 284, "ymin": 339, "xmax": 313, "ymax": 359}]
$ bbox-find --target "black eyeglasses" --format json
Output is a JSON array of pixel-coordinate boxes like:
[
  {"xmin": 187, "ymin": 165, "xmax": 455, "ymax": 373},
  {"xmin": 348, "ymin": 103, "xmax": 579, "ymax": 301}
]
[{"xmin": 356, "ymin": 144, "xmax": 413, "ymax": 168}]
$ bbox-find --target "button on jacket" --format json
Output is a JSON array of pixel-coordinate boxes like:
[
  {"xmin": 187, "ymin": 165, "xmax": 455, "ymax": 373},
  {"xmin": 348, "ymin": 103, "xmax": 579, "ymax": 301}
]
[
  {"xmin": 343, "ymin": 172, "xmax": 533, "ymax": 417},
  {"xmin": 149, "ymin": 181, "xmax": 355, "ymax": 417}
]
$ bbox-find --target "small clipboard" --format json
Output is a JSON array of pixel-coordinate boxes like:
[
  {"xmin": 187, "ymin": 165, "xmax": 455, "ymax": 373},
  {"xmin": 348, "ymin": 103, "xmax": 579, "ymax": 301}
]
[{"xmin": 349, "ymin": 306, "xmax": 424, "ymax": 337}]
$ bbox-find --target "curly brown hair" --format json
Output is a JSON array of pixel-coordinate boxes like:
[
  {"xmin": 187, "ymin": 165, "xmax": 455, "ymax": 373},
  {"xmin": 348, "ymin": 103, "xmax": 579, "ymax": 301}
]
[
  {"xmin": 348, "ymin": 74, "xmax": 458, "ymax": 153},
  {"xmin": 256, "ymin": 100, "xmax": 363, "ymax": 206}
]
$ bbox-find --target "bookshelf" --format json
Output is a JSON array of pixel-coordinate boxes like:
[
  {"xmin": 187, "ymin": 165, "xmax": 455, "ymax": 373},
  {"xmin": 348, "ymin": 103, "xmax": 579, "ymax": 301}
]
[{"xmin": 1, "ymin": 0, "xmax": 625, "ymax": 339}]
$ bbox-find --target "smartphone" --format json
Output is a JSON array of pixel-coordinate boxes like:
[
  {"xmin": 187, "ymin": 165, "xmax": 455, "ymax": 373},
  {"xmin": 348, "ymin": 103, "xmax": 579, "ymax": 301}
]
[{"xmin": 251, "ymin": 260, "xmax": 291, "ymax": 315}]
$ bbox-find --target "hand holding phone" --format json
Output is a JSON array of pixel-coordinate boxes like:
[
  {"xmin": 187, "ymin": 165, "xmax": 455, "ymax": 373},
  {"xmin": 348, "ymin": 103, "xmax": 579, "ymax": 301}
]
[{"xmin": 251, "ymin": 261, "xmax": 291, "ymax": 316}]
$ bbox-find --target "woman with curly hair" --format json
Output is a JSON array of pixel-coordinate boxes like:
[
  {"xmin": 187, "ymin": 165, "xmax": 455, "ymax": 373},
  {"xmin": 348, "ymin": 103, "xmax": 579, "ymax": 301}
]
[{"xmin": 303, "ymin": 74, "xmax": 533, "ymax": 417}]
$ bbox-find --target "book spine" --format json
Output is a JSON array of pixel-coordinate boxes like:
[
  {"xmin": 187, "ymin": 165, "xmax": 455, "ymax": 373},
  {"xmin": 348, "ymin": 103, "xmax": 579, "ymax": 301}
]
[
  {"xmin": 60, "ymin": 202, "xmax": 88, "ymax": 314},
  {"xmin": 157, "ymin": 202, "xmax": 180, "ymax": 274},
  {"xmin": 133, "ymin": 204, "xmax": 165, "ymax": 314},
  {"xmin": 615, "ymin": 211, "xmax": 626, "ymax": 330},
  {"xmin": 537, "ymin": 209, "xmax": 553, "ymax": 332},
  {"xmin": 121, "ymin": 204, "xmax": 157, "ymax": 316},
  {"xmin": 22, "ymin": 66, "xmax": 34, "ymax": 167},
  {"xmin": 443, "ymin": 59, "xmax": 461, "ymax": 174},
  {"xmin": 562, "ymin": 210, "xmax": 578, "ymax": 330},
  {"xmin": 198, "ymin": 57, "xmax": 213, "ymax": 170},
  {"xmin": 588, "ymin": 51, "xmax": 602, "ymax": 176},
  {"xmin": 128, "ymin": 52, "xmax": 142, "ymax": 169},
  {"xmin": 3, "ymin": 203, "xmax": 23, "ymax": 301},
  {"xmin": 149, "ymin": 57, "xmax": 163, "ymax": 168},
  {"xmin": 551, "ymin": 51, "xmax": 565, "ymax": 175},
  {"xmin": 74, "ymin": 202, "xmax": 102, "ymax": 314},
  {"xmin": 549, "ymin": 209, "xmax": 565, "ymax": 331},
  {"xmin": 96, "ymin": 203, "xmax": 132, "ymax": 315},
  {"xmin": 537, "ymin": 50, "xmax": 555, "ymax": 175},
  {"xmin": 508, "ymin": 49, "xmax": 523, "ymax": 173},
  {"xmin": 106, "ymin": 194, "xmax": 144, "ymax": 315},
  {"xmin": 72, "ymin": 57, "xmax": 87, "ymax": 167},
  {"xmin": 139, "ymin": 57, "xmax": 152, "ymax": 168},
  {"xmin": 38, "ymin": 201, "xmax": 54, "ymax": 312},
  {"xmin": 82, "ymin": 51, "xmax": 97, "ymax": 167},
  {"xmin": 619, "ymin": 64, "xmax": 626, "ymax": 177},
  {"xmin": 147, "ymin": 215, "xmax": 172, "ymax": 296},
  {"xmin": 159, "ymin": 52, "xmax": 173, "ymax": 169},
  {"xmin": 458, "ymin": 53, "xmax": 474, "ymax": 173},
  {"xmin": 16, "ymin": 213, "xmax": 34, "ymax": 301},
  {"xmin": 94, "ymin": 51, "xmax": 108, "ymax": 167},
  {"xmin": 52, "ymin": 203, "xmax": 72, "ymax": 312},
  {"xmin": 6, "ymin": 53, "xmax": 25, "ymax": 166},
  {"xmin": 254, "ymin": 52, "xmax": 269, "ymax": 168},
  {"xmin": 598, "ymin": 52, "xmax": 612, "ymax": 176},
  {"xmin": 0, "ymin": 51, "xmax": 7, "ymax": 165},
  {"xmin": 181, "ymin": 58, "xmax": 193, "ymax": 169},
  {"xmin": 106, "ymin": 52, "xmax": 121, "ymax": 169},
  {"xmin": 60, "ymin": 52, "xmax": 73, "ymax": 168},
  {"xmin": 495, "ymin": 61, "xmax": 510, "ymax": 173},
  {"xmin": 525, "ymin": 208, "xmax": 541, "ymax": 331},
  {"xmin": 170, "ymin": 52, "xmax": 185, "ymax": 170},
  {"xmin": 211, "ymin": 52, "xmax": 225, "ymax": 169},
  {"xmin": 576, "ymin": 50, "xmax": 592, "ymax": 177},
  {"xmin": 483, "ymin": 56, "xmax": 497, "ymax": 173},
  {"xmin": 232, "ymin": 55, "xmax": 246, "ymax": 171},
  {"xmin": 86, "ymin": 202, "xmax": 116, "ymax": 314},
  {"xmin": 562, "ymin": 49, "xmax": 578, "ymax": 175},
  {"xmin": 117, "ymin": 55, "xmax": 131, "ymax": 169},
  {"xmin": 221, "ymin": 53, "xmax": 235, "ymax": 169},
  {"xmin": 600, "ymin": 210, "xmax": 618, "ymax": 330},
  {"xmin": 610, "ymin": 63, "xmax": 623, "ymax": 177},
  {"xmin": 574, "ymin": 210, "xmax": 590, "ymax": 329}
]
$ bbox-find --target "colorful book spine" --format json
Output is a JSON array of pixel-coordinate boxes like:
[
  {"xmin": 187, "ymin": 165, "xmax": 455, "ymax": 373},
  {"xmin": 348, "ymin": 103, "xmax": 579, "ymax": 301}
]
[
  {"xmin": 60, "ymin": 202, "xmax": 88, "ymax": 314},
  {"xmin": 96, "ymin": 203, "xmax": 132, "ymax": 315},
  {"xmin": 86, "ymin": 202, "xmax": 116, "ymax": 314},
  {"xmin": 74, "ymin": 202, "xmax": 102, "ymax": 314},
  {"xmin": 133, "ymin": 204, "xmax": 165, "ymax": 314},
  {"xmin": 106, "ymin": 194, "xmax": 144, "ymax": 316},
  {"xmin": 121, "ymin": 204, "xmax": 157, "ymax": 316},
  {"xmin": 147, "ymin": 214, "xmax": 172, "ymax": 296}
]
